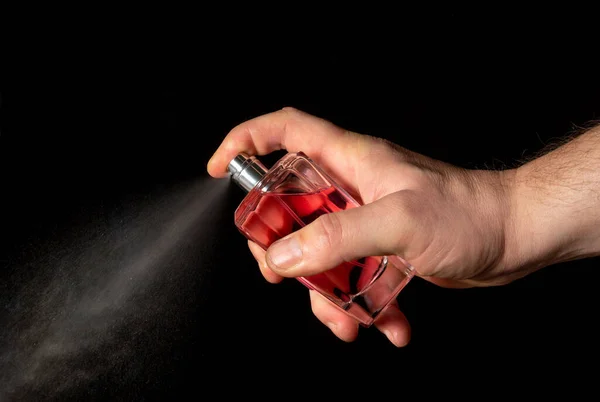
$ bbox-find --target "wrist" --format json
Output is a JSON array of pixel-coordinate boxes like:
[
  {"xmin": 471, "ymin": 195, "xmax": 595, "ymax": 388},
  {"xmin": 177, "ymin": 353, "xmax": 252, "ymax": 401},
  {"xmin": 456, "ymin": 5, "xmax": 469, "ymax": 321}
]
[
  {"xmin": 472, "ymin": 168, "xmax": 524, "ymax": 278},
  {"xmin": 448, "ymin": 167, "xmax": 521, "ymax": 283},
  {"xmin": 464, "ymin": 167, "xmax": 551, "ymax": 283},
  {"xmin": 507, "ymin": 161, "xmax": 600, "ymax": 273}
]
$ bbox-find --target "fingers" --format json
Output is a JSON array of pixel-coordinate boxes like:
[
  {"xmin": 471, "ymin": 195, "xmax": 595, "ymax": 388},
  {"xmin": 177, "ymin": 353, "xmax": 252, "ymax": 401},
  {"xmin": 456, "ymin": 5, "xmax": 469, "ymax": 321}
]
[
  {"xmin": 310, "ymin": 291, "xmax": 411, "ymax": 347},
  {"xmin": 372, "ymin": 302, "xmax": 411, "ymax": 347},
  {"xmin": 206, "ymin": 107, "xmax": 370, "ymax": 189},
  {"xmin": 248, "ymin": 240, "xmax": 283, "ymax": 284},
  {"xmin": 309, "ymin": 290, "xmax": 359, "ymax": 342},
  {"xmin": 254, "ymin": 237, "xmax": 412, "ymax": 347},
  {"xmin": 207, "ymin": 107, "xmax": 343, "ymax": 177},
  {"xmin": 265, "ymin": 192, "xmax": 415, "ymax": 277},
  {"xmin": 254, "ymin": 240, "xmax": 411, "ymax": 346}
]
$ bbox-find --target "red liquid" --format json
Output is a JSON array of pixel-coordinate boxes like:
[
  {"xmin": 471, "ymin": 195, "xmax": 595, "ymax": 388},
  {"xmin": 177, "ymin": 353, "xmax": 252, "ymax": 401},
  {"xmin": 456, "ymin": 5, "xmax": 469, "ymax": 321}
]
[{"xmin": 237, "ymin": 186, "xmax": 386, "ymax": 308}]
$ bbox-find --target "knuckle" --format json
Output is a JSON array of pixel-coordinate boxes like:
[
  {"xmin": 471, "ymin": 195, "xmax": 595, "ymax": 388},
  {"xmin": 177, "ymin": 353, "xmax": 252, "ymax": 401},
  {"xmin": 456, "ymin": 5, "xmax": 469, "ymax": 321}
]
[
  {"xmin": 281, "ymin": 106, "xmax": 299, "ymax": 113},
  {"xmin": 279, "ymin": 107, "xmax": 302, "ymax": 122},
  {"xmin": 313, "ymin": 213, "xmax": 345, "ymax": 252}
]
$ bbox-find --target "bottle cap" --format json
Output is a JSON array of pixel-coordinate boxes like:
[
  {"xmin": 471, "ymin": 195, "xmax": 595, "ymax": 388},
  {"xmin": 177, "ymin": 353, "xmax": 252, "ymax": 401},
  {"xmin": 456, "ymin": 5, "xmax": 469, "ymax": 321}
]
[{"xmin": 227, "ymin": 153, "xmax": 268, "ymax": 192}]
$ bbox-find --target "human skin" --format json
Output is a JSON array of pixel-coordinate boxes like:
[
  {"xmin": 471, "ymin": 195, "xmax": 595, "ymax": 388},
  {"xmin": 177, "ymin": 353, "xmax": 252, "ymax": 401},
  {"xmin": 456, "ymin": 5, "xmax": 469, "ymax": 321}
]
[{"xmin": 207, "ymin": 107, "xmax": 600, "ymax": 347}]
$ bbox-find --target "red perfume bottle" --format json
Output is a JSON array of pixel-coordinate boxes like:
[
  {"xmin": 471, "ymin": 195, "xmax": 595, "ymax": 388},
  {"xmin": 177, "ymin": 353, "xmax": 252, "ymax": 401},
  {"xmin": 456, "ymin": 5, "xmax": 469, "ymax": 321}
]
[{"xmin": 228, "ymin": 152, "xmax": 415, "ymax": 327}]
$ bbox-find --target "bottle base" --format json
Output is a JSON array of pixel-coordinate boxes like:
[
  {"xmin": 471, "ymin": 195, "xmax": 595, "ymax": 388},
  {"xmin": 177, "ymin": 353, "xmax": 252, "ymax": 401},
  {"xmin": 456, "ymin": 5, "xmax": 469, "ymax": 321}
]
[{"xmin": 298, "ymin": 255, "xmax": 415, "ymax": 327}]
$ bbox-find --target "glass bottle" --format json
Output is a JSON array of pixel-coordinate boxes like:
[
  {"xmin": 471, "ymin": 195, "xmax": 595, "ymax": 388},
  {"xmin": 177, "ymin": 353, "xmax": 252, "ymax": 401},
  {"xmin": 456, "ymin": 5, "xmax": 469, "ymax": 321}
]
[{"xmin": 228, "ymin": 151, "xmax": 415, "ymax": 327}]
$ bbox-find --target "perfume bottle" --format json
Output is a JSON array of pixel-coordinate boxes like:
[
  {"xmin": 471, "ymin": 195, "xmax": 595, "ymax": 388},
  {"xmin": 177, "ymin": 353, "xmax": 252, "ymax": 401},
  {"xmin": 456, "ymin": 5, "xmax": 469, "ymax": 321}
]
[{"xmin": 228, "ymin": 151, "xmax": 415, "ymax": 327}]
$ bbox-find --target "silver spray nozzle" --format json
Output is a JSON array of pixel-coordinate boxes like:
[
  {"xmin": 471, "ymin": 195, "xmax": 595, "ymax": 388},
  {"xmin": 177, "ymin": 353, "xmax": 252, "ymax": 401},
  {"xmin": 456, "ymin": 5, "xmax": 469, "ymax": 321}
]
[{"xmin": 227, "ymin": 153, "xmax": 268, "ymax": 193}]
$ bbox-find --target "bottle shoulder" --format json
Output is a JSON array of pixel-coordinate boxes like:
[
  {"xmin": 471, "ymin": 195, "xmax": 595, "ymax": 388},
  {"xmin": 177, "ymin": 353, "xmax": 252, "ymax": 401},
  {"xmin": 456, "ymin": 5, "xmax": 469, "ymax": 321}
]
[{"xmin": 258, "ymin": 152, "xmax": 331, "ymax": 193}]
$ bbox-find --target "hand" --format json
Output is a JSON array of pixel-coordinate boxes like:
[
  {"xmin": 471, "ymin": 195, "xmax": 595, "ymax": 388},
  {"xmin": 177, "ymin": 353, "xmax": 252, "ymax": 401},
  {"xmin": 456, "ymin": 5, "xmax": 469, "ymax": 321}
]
[{"xmin": 207, "ymin": 107, "xmax": 521, "ymax": 347}]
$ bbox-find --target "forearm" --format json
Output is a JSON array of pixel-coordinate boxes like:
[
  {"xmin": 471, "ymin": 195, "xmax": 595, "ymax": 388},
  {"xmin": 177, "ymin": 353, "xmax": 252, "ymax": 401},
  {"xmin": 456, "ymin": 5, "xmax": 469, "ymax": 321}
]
[{"xmin": 507, "ymin": 124, "xmax": 600, "ymax": 272}]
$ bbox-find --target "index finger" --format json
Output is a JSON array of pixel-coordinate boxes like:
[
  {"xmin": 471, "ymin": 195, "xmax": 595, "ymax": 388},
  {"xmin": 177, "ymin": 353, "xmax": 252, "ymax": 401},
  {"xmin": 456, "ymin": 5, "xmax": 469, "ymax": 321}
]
[{"xmin": 206, "ymin": 107, "xmax": 363, "ymax": 184}]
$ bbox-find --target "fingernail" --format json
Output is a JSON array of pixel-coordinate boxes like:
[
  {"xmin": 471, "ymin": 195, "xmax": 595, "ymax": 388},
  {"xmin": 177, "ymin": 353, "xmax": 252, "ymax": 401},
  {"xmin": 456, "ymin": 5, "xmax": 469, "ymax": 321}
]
[
  {"xmin": 267, "ymin": 236, "xmax": 303, "ymax": 271},
  {"xmin": 326, "ymin": 321, "xmax": 338, "ymax": 331},
  {"xmin": 384, "ymin": 329, "xmax": 400, "ymax": 347}
]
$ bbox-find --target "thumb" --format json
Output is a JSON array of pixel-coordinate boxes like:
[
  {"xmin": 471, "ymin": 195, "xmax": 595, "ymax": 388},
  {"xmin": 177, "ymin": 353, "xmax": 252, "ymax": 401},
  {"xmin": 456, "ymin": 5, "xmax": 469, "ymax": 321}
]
[{"xmin": 265, "ymin": 193, "xmax": 408, "ymax": 277}]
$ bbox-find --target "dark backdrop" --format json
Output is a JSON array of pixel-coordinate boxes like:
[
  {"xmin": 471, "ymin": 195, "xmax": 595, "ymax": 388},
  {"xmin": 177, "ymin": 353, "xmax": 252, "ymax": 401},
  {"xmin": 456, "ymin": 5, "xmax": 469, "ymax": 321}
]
[{"xmin": 1, "ymin": 9, "xmax": 598, "ymax": 400}]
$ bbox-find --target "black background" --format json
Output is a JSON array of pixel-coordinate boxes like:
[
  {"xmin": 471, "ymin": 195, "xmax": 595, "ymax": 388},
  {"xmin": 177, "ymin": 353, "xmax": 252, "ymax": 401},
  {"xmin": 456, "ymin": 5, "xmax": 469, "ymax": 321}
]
[{"xmin": 1, "ymin": 8, "xmax": 599, "ymax": 400}]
